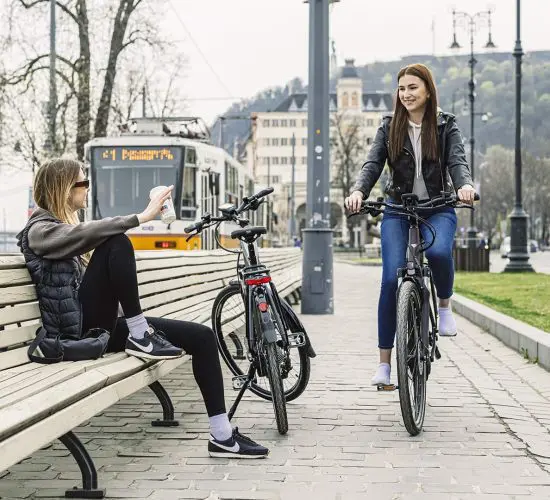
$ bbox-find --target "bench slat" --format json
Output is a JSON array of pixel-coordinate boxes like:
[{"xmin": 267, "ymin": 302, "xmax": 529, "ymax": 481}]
[
  {"xmin": 0, "ymin": 255, "xmax": 25, "ymax": 270},
  {"xmin": 0, "ymin": 302, "xmax": 41, "ymax": 328},
  {"xmin": 140, "ymin": 279, "xmax": 223, "ymax": 311},
  {"xmin": 0, "ymin": 348, "xmax": 31, "ymax": 371},
  {"xmin": 0, "ymin": 269, "xmax": 33, "ymax": 287},
  {"xmin": 0, "ymin": 285, "xmax": 37, "ymax": 306},
  {"xmin": 0, "ymin": 324, "xmax": 39, "ymax": 349}
]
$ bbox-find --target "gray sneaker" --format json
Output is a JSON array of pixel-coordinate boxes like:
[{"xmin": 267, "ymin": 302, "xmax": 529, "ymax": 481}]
[{"xmin": 125, "ymin": 326, "xmax": 184, "ymax": 360}]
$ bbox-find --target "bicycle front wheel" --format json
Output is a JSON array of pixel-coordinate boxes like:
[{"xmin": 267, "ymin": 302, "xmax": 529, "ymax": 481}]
[
  {"xmin": 212, "ymin": 283, "xmax": 310, "ymax": 401},
  {"xmin": 395, "ymin": 280, "xmax": 427, "ymax": 436}
]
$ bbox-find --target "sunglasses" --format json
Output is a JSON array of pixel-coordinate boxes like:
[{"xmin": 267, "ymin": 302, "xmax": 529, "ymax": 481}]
[{"xmin": 73, "ymin": 179, "xmax": 90, "ymax": 189}]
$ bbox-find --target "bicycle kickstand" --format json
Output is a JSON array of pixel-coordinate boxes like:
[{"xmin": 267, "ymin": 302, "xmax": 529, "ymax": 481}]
[{"xmin": 228, "ymin": 365, "xmax": 257, "ymax": 421}]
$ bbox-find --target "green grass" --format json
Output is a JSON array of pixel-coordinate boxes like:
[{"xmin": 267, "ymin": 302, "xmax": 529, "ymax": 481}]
[{"xmin": 454, "ymin": 272, "xmax": 550, "ymax": 333}]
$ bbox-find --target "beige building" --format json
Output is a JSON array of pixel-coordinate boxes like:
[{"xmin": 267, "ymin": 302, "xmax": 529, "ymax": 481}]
[{"xmin": 242, "ymin": 59, "xmax": 393, "ymax": 246}]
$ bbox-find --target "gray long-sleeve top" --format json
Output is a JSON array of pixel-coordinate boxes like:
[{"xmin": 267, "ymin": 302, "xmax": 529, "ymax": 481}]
[{"xmin": 27, "ymin": 208, "xmax": 140, "ymax": 260}]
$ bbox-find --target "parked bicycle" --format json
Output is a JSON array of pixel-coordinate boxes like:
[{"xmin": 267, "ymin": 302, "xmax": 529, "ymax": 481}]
[
  {"xmin": 349, "ymin": 192, "xmax": 478, "ymax": 435},
  {"xmin": 184, "ymin": 187, "xmax": 316, "ymax": 435}
]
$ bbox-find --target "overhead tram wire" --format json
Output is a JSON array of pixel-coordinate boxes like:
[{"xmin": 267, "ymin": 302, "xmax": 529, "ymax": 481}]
[{"xmin": 168, "ymin": 0, "xmax": 234, "ymax": 99}]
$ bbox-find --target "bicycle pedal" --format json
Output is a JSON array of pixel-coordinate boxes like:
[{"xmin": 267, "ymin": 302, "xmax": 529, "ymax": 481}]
[
  {"xmin": 376, "ymin": 384, "xmax": 398, "ymax": 391},
  {"xmin": 287, "ymin": 332, "xmax": 306, "ymax": 347},
  {"xmin": 232, "ymin": 375, "xmax": 249, "ymax": 390}
]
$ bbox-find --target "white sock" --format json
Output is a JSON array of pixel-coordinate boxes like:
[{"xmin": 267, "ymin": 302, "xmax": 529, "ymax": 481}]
[
  {"xmin": 377, "ymin": 362, "xmax": 391, "ymax": 376},
  {"xmin": 439, "ymin": 306, "xmax": 457, "ymax": 335},
  {"xmin": 126, "ymin": 314, "xmax": 149, "ymax": 340},
  {"xmin": 209, "ymin": 413, "xmax": 232, "ymax": 441}
]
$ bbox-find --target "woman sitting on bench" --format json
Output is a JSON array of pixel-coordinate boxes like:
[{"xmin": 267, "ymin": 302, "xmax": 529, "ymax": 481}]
[{"xmin": 17, "ymin": 158, "xmax": 268, "ymax": 459}]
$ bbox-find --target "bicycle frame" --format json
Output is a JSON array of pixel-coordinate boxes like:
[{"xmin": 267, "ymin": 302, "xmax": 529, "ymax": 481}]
[{"xmin": 397, "ymin": 216, "xmax": 439, "ymax": 364}]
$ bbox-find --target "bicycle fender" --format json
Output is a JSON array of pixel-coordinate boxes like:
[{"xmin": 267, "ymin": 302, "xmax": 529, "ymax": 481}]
[
  {"xmin": 258, "ymin": 310, "xmax": 278, "ymax": 343},
  {"xmin": 280, "ymin": 299, "xmax": 317, "ymax": 358}
]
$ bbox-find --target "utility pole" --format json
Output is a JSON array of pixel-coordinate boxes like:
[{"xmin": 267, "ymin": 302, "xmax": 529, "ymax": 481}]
[
  {"xmin": 301, "ymin": 0, "xmax": 335, "ymax": 315},
  {"xmin": 290, "ymin": 133, "xmax": 296, "ymax": 241},
  {"xmin": 47, "ymin": 0, "xmax": 57, "ymax": 154}
]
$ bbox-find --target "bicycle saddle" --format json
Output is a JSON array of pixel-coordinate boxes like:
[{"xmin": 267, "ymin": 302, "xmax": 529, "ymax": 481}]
[{"xmin": 231, "ymin": 226, "xmax": 267, "ymax": 240}]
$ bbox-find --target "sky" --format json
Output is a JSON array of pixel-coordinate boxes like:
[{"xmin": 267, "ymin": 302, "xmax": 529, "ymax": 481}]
[
  {"xmin": 1, "ymin": 0, "xmax": 550, "ymax": 231},
  {"xmin": 166, "ymin": 0, "xmax": 550, "ymax": 123}
]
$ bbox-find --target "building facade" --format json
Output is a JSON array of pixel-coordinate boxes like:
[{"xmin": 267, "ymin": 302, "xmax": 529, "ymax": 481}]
[{"xmin": 243, "ymin": 59, "xmax": 393, "ymax": 246}]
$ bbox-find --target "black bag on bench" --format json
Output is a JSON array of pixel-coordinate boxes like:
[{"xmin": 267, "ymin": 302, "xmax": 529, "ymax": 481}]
[{"xmin": 28, "ymin": 326, "xmax": 110, "ymax": 364}]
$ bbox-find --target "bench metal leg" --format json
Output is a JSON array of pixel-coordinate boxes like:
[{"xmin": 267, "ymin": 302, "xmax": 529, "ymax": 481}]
[
  {"xmin": 149, "ymin": 381, "xmax": 179, "ymax": 427},
  {"xmin": 59, "ymin": 431, "xmax": 105, "ymax": 499}
]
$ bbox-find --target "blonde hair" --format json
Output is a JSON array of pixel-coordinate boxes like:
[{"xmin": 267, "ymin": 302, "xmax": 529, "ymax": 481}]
[{"xmin": 33, "ymin": 158, "xmax": 91, "ymax": 263}]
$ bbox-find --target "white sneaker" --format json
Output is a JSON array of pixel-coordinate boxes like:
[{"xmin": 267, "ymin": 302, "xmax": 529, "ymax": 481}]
[
  {"xmin": 439, "ymin": 307, "xmax": 457, "ymax": 337},
  {"xmin": 371, "ymin": 363, "xmax": 391, "ymax": 386}
]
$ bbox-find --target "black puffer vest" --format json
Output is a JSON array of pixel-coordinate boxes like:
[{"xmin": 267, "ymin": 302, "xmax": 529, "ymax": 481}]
[{"xmin": 18, "ymin": 212, "xmax": 84, "ymax": 340}]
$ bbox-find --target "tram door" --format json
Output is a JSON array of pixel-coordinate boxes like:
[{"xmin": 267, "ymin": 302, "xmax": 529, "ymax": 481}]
[{"xmin": 201, "ymin": 171, "xmax": 219, "ymax": 250}]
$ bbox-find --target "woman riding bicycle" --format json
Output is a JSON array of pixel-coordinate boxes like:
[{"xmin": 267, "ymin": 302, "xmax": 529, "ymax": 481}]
[{"xmin": 344, "ymin": 63, "xmax": 476, "ymax": 387}]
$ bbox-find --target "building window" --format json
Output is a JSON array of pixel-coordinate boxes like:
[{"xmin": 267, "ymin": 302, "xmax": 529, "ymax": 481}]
[
  {"xmin": 262, "ymin": 120, "xmax": 270, "ymax": 127},
  {"xmin": 367, "ymin": 137, "xmax": 373, "ymax": 145},
  {"xmin": 281, "ymin": 157, "xmax": 288, "ymax": 165},
  {"xmin": 263, "ymin": 157, "xmax": 269, "ymax": 165},
  {"xmin": 302, "ymin": 119, "xmax": 307, "ymax": 127},
  {"xmin": 281, "ymin": 119, "xmax": 288, "ymax": 127},
  {"xmin": 301, "ymin": 138, "xmax": 307, "ymax": 146},
  {"xmin": 342, "ymin": 92, "xmax": 349, "ymax": 108},
  {"xmin": 289, "ymin": 119, "xmax": 297, "ymax": 127},
  {"xmin": 302, "ymin": 157, "xmax": 307, "ymax": 165},
  {"xmin": 272, "ymin": 119, "xmax": 279, "ymax": 127},
  {"xmin": 351, "ymin": 92, "xmax": 358, "ymax": 107},
  {"xmin": 281, "ymin": 138, "xmax": 288, "ymax": 146},
  {"xmin": 272, "ymin": 157, "xmax": 279, "ymax": 165},
  {"xmin": 271, "ymin": 175, "xmax": 280, "ymax": 184},
  {"xmin": 366, "ymin": 119, "xmax": 374, "ymax": 127},
  {"xmin": 272, "ymin": 138, "xmax": 279, "ymax": 146},
  {"xmin": 263, "ymin": 138, "xmax": 270, "ymax": 146}
]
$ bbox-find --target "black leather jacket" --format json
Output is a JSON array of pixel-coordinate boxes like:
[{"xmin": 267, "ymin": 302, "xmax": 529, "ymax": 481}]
[{"xmin": 352, "ymin": 111, "xmax": 472, "ymax": 201}]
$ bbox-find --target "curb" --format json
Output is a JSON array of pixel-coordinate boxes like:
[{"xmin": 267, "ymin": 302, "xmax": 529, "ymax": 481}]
[{"xmin": 453, "ymin": 293, "xmax": 550, "ymax": 371}]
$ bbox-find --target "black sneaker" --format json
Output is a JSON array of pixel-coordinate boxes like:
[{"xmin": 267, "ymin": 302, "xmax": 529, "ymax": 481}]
[
  {"xmin": 208, "ymin": 427, "xmax": 269, "ymax": 459},
  {"xmin": 125, "ymin": 326, "xmax": 184, "ymax": 360}
]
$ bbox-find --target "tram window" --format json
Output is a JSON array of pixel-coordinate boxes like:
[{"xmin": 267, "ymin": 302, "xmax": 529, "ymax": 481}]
[{"xmin": 181, "ymin": 165, "xmax": 196, "ymax": 217}]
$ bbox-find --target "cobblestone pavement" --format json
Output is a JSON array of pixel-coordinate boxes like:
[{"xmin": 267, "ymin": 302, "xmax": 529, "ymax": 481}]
[{"xmin": 2, "ymin": 263, "xmax": 550, "ymax": 500}]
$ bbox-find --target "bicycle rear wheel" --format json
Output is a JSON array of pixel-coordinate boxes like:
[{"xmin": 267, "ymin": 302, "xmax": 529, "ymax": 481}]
[
  {"xmin": 212, "ymin": 283, "xmax": 310, "ymax": 401},
  {"xmin": 263, "ymin": 341, "xmax": 288, "ymax": 434},
  {"xmin": 395, "ymin": 280, "xmax": 427, "ymax": 436}
]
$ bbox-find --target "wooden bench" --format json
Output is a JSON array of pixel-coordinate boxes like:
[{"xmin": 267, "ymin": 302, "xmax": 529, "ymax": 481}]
[{"xmin": 0, "ymin": 247, "xmax": 302, "ymax": 498}]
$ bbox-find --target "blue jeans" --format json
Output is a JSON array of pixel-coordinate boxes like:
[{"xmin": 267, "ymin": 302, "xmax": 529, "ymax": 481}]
[{"xmin": 378, "ymin": 206, "xmax": 457, "ymax": 349}]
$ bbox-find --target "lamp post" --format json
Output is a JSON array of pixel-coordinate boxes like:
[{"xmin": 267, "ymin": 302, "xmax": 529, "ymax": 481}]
[
  {"xmin": 301, "ymin": 0, "xmax": 338, "ymax": 314},
  {"xmin": 450, "ymin": 7, "xmax": 496, "ymax": 248},
  {"xmin": 504, "ymin": 0, "xmax": 534, "ymax": 272}
]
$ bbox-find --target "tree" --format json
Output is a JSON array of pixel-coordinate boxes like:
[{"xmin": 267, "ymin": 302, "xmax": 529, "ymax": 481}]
[
  {"xmin": 3, "ymin": 0, "xmax": 176, "ymax": 161},
  {"xmin": 331, "ymin": 111, "xmax": 375, "ymax": 245}
]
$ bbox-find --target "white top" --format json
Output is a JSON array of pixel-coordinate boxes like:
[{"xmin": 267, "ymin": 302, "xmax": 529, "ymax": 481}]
[{"xmin": 408, "ymin": 120, "xmax": 430, "ymax": 200}]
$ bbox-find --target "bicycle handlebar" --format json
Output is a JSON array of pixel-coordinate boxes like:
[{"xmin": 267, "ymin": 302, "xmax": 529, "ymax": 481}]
[
  {"xmin": 184, "ymin": 186, "xmax": 274, "ymax": 235},
  {"xmin": 349, "ymin": 192, "xmax": 479, "ymax": 219}
]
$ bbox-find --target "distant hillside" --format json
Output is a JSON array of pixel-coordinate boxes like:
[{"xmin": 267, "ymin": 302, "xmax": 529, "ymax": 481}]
[{"xmin": 214, "ymin": 50, "xmax": 550, "ymax": 159}]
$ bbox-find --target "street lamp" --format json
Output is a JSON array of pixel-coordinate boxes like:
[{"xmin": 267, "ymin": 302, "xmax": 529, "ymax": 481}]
[
  {"xmin": 504, "ymin": 0, "xmax": 534, "ymax": 272},
  {"xmin": 450, "ymin": 7, "xmax": 496, "ymax": 248}
]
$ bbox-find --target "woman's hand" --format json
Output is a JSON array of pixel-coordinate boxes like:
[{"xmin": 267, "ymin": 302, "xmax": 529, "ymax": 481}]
[
  {"xmin": 137, "ymin": 185, "xmax": 174, "ymax": 224},
  {"xmin": 344, "ymin": 191, "xmax": 365, "ymax": 213},
  {"xmin": 457, "ymin": 184, "xmax": 476, "ymax": 205}
]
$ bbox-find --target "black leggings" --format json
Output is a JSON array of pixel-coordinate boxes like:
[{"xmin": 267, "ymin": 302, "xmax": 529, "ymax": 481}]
[{"xmin": 79, "ymin": 234, "xmax": 226, "ymax": 417}]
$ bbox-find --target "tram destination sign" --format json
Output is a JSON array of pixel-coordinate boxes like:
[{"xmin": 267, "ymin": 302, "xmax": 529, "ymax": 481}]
[{"xmin": 93, "ymin": 146, "xmax": 181, "ymax": 164}]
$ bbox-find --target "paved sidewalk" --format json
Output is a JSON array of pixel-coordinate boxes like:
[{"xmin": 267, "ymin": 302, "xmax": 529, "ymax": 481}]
[{"xmin": 2, "ymin": 263, "xmax": 550, "ymax": 499}]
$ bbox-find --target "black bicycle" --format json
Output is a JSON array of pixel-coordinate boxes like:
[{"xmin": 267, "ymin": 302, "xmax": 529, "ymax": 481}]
[
  {"xmin": 184, "ymin": 187, "xmax": 315, "ymax": 435},
  {"xmin": 350, "ymin": 192, "xmax": 477, "ymax": 436}
]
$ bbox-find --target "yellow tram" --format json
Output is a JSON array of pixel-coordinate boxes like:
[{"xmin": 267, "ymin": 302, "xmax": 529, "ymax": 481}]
[{"xmin": 85, "ymin": 117, "xmax": 263, "ymax": 250}]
